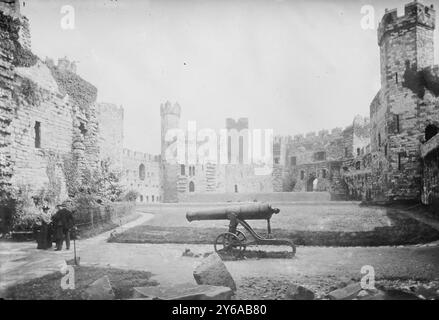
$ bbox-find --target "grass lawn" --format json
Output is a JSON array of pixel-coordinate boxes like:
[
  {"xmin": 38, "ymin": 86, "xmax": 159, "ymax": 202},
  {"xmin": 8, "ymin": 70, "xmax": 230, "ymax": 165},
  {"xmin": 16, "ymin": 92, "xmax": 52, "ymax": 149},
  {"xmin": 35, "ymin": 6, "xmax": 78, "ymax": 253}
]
[
  {"xmin": 4, "ymin": 266, "xmax": 158, "ymax": 300},
  {"xmin": 109, "ymin": 203, "xmax": 439, "ymax": 246},
  {"xmin": 78, "ymin": 212, "xmax": 141, "ymax": 239}
]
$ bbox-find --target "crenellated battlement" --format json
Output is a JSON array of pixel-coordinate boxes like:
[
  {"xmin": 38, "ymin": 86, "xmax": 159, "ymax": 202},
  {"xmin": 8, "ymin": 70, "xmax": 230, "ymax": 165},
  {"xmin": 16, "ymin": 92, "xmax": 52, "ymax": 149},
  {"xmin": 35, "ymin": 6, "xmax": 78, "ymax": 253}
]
[
  {"xmin": 160, "ymin": 101, "xmax": 181, "ymax": 117},
  {"xmin": 226, "ymin": 117, "xmax": 249, "ymax": 131},
  {"xmin": 378, "ymin": 1, "xmax": 435, "ymax": 45},
  {"xmin": 122, "ymin": 148, "xmax": 160, "ymax": 162}
]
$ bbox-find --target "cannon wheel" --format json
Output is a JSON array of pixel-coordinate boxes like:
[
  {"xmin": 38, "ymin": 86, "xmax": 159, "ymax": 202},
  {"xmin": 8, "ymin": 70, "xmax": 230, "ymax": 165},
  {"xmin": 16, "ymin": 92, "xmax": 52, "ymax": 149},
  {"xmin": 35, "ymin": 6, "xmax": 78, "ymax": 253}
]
[
  {"xmin": 214, "ymin": 232, "xmax": 245, "ymax": 258},
  {"xmin": 234, "ymin": 230, "xmax": 246, "ymax": 243}
]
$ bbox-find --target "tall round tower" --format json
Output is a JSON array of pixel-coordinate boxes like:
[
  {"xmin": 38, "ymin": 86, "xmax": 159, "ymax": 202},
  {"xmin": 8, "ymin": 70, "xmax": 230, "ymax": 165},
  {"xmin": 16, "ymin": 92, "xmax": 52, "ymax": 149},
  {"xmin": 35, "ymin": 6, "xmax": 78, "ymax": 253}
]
[{"xmin": 160, "ymin": 101, "xmax": 181, "ymax": 202}]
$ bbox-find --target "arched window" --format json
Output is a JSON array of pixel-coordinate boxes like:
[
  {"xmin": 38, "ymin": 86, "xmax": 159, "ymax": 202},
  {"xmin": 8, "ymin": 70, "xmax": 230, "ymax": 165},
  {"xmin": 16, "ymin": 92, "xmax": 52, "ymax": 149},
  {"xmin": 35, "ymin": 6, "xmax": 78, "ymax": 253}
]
[
  {"xmin": 189, "ymin": 181, "xmax": 195, "ymax": 192},
  {"xmin": 425, "ymin": 124, "xmax": 438, "ymax": 142},
  {"xmin": 152, "ymin": 195, "xmax": 155, "ymax": 202},
  {"xmin": 234, "ymin": 184, "xmax": 238, "ymax": 193},
  {"xmin": 140, "ymin": 195, "xmax": 144, "ymax": 202},
  {"xmin": 139, "ymin": 164, "xmax": 146, "ymax": 180}
]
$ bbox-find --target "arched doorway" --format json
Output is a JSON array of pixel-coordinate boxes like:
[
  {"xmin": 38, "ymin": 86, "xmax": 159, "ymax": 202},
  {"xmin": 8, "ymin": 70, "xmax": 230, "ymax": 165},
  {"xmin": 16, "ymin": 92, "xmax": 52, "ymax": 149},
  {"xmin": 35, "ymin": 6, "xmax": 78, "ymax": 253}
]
[
  {"xmin": 189, "ymin": 181, "xmax": 195, "ymax": 192},
  {"xmin": 306, "ymin": 174, "xmax": 316, "ymax": 192}
]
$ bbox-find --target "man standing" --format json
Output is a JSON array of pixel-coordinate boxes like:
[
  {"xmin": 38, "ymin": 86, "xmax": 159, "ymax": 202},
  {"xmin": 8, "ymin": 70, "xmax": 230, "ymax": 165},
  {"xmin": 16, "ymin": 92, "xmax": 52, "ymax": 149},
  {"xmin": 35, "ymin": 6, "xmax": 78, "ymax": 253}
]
[{"xmin": 52, "ymin": 203, "xmax": 75, "ymax": 251}]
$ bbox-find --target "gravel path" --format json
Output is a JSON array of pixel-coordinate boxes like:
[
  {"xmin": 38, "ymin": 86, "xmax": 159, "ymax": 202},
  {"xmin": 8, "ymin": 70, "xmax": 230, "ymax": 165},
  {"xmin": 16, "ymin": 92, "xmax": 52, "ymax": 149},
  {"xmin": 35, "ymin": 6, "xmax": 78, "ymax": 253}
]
[{"xmin": 1, "ymin": 209, "xmax": 439, "ymax": 299}]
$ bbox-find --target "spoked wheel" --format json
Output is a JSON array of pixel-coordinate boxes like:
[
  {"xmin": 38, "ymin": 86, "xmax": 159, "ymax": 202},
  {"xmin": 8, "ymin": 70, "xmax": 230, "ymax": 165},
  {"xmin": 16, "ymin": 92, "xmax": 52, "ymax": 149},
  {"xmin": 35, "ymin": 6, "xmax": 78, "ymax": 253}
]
[
  {"xmin": 235, "ymin": 230, "xmax": 246, "ymax": 243},
  {"xmin": 214, "ymin": 232, "xmax": 246, "ymax": 258}
]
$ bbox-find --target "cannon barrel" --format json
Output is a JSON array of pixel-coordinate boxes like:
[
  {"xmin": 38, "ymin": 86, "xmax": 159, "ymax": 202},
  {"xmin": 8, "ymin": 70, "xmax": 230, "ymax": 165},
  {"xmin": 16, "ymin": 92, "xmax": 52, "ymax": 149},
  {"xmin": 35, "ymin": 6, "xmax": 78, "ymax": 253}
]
[{"xmin": 186, "ymin": 203, "xmax": 280, "ymax": 222}]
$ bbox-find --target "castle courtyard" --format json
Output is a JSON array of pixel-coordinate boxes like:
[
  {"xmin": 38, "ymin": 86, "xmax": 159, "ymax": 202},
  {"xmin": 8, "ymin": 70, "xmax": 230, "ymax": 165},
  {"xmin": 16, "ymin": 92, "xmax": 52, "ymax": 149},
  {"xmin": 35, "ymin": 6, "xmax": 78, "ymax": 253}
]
[{"xmin": 1, "ymin": 0, "xmax": 439, "ymax": 302}]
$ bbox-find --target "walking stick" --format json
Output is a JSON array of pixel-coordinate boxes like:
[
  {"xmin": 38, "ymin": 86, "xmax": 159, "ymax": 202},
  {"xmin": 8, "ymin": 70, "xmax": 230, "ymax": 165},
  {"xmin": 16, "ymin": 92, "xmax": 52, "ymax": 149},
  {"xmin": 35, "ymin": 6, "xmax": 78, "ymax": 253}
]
[
  {"xmin": 73, "ymin": 227, "xmax": 78, "ymax": 265},
  {"xmin": 74, "ymin": 237, "xmax": 77, "ymax": 265}
]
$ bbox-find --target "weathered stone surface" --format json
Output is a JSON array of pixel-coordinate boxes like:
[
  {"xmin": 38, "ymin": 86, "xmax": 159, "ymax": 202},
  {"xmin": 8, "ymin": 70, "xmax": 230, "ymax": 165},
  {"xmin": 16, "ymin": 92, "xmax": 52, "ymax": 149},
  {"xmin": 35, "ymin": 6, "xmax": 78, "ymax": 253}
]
[
  {"xmin": 328, "ymin": 282, "xmax": 362, "ymax": 300},
  {"xmin": 83, "ymin": 275, "xmax": 115, "ymax": 300},
  {"xmin": 193, "ymin": 253, "xmax": 236, "ymax": 291},
  {"xmin": 132, "ymin": 283, "xmax": 233, "ymax": 300},
  {"xmin": 285, "ymin": 284, "xmax": 315, "ymax": 300}
]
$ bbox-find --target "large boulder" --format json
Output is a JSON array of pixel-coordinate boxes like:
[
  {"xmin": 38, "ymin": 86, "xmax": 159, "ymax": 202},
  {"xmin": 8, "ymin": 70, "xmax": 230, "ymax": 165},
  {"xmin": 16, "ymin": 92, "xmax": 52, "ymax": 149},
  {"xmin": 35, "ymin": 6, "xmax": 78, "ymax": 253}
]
[
  {"xmin": 285, "ymin": 284, "xmax": 315, "ymax": 300},
  {"xmin": 193, "ymin": 253, "xmax": 236, "ymax": 291},
  {"xmin": 83, "ymin": 275, "xmax": 115, "ymax": 300},
  {"xmin": 132, "ymin": 283, "xmax": 233, "ymax": 300}
]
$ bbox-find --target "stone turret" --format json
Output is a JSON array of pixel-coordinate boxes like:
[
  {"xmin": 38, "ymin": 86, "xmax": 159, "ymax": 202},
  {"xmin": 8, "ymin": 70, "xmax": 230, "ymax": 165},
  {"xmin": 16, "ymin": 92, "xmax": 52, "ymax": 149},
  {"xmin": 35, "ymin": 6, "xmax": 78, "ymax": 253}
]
[
  {"xmin": 378, "ymin": 1, "xmax": 435, "ymax": 89},
  {"xmin": 160, "ymin": 101, "xmax": 181, "ymax": 202}
]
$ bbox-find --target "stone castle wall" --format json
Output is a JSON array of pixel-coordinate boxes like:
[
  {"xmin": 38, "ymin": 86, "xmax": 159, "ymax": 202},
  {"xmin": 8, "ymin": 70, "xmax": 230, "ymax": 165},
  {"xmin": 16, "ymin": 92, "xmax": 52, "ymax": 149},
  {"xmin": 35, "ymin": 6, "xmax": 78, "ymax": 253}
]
[
  {"xmin": 370, "ymin": 1, "xmax": 439, "ymax": 202},
  {"xmin": 0, "ymin": 10, "xmax": 15, "ymax": 197},
  {"xmin": 0, "ymin": 5, "xmax": 128, "ymax": 209},
  {"xmin": 121, "ymin": 149, "xmax": 161, "ymax": 203},
  {"xmin": 96, "ymin": 102, "xmax": 124, "ymax": 170}
]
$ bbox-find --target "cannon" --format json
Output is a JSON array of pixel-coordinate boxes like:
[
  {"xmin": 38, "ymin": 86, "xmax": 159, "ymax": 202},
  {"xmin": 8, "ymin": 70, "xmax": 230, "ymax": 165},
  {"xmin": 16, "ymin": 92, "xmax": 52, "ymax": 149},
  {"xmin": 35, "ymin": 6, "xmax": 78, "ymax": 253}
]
[{"xmin": 186, "ymin": 203, "xmax": 296, "ymax": 258}]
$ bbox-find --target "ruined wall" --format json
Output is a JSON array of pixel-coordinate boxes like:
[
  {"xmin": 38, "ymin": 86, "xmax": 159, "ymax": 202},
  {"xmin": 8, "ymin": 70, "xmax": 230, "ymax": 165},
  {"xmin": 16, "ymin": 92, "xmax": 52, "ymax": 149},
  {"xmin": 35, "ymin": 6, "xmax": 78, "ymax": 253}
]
[
  {"xmin": 10, "ymin": 63, "xmax": 72, "ymax": 200},
  {"xmin": 281, "ymin": 116, "xmax": 367, "ymax": 196},
  {"xmin": 0, "ymin": 5, "xmax": 123, "ymax": 209},
  {"xmin": 122, "ymin": 149, "xmax": 161, "ymax": 203},
  {"xmin": 0, "ymin": 10, "xmax": 15, "ymax": 197},
  {"xmin": 0, "ymin": 9, "xmax": 72, "ymax": 201}
]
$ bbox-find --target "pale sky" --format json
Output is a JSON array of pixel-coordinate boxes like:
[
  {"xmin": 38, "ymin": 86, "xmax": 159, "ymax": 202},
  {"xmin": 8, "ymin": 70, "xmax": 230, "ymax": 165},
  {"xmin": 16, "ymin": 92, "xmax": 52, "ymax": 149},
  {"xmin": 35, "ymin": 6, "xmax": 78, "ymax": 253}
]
[{"xmin": 21, "ymin": 0, "xmax": 439, "ymax": 154}]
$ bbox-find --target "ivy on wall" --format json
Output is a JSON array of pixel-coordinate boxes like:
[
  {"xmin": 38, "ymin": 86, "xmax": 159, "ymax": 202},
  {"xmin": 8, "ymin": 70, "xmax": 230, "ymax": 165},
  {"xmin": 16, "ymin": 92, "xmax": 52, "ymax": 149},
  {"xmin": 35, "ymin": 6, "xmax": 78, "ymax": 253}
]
[
  {"xmin": 48, "ymin": 64, "xmax": 97, "ymax": 111},
  {"xmin": 403, "ymin": 61, "xmax": 439, "ymax": 99},
  {"xmin": 0, "ymin": 12, "xmax": 37, "ymax": 68},
  {"xmin": 11, "ymin": 77, "xmax": 41, "ymax": 107}
]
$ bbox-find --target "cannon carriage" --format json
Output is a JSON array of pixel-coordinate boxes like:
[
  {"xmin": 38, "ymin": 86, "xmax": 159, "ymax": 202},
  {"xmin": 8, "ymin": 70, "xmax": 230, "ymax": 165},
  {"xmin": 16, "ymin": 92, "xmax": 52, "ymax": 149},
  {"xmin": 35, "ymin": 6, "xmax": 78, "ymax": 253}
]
[{"xmin": 186, "ymin": 203, "xmax": 296, "ymax": 258}]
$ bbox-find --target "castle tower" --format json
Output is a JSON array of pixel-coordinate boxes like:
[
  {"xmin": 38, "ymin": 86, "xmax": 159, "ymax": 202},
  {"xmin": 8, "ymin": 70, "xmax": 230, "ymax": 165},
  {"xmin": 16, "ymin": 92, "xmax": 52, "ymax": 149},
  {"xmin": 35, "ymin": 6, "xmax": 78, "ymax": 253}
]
[
  {"xmin": 378, "ymin": 1, "xmax": 435, "ymax": 90},
  {"xmin": 370, "ymin": 1, "xmax": 438, "ymax": 201},
  {"xmin": 160, "ymin": 101, "xmax": 181, "ymax": 202}
]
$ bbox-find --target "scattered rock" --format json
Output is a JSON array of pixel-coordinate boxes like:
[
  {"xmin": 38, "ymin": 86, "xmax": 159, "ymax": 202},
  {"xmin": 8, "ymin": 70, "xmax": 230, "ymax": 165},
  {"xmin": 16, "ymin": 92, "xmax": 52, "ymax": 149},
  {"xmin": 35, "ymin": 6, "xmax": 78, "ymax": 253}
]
[
  {"xmin": 83, "ymin": 275, "xmax": 115, "ymax": 300},
  {"xmin": 414, "ymin": 285, "xmax": 439, "ymax": 300},
  {"xmin": 193, "ymin": 252, "xmax": 236, "ymax": 291},
  {"xmin": 285, "ymin": 284, "xmax": 315, "ymax": 300},
  {"xmin": 132, "ymin": 283, "xmax": 233, "ymax": 300},
  {"xmin": 328, "ymin": 282, "xmax": 362, "ymax": 300},
  {"xmin": 182, "ymin": 248, "xmax": 195, "ymax": 257}
]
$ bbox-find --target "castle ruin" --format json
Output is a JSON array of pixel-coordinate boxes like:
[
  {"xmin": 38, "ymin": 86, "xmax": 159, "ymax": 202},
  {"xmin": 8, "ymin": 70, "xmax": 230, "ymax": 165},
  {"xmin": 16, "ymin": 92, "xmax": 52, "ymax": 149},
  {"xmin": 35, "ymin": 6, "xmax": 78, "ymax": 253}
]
[{"xmin": 1, "ymin": 0, "xmax": 438, "ymax": 209}]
